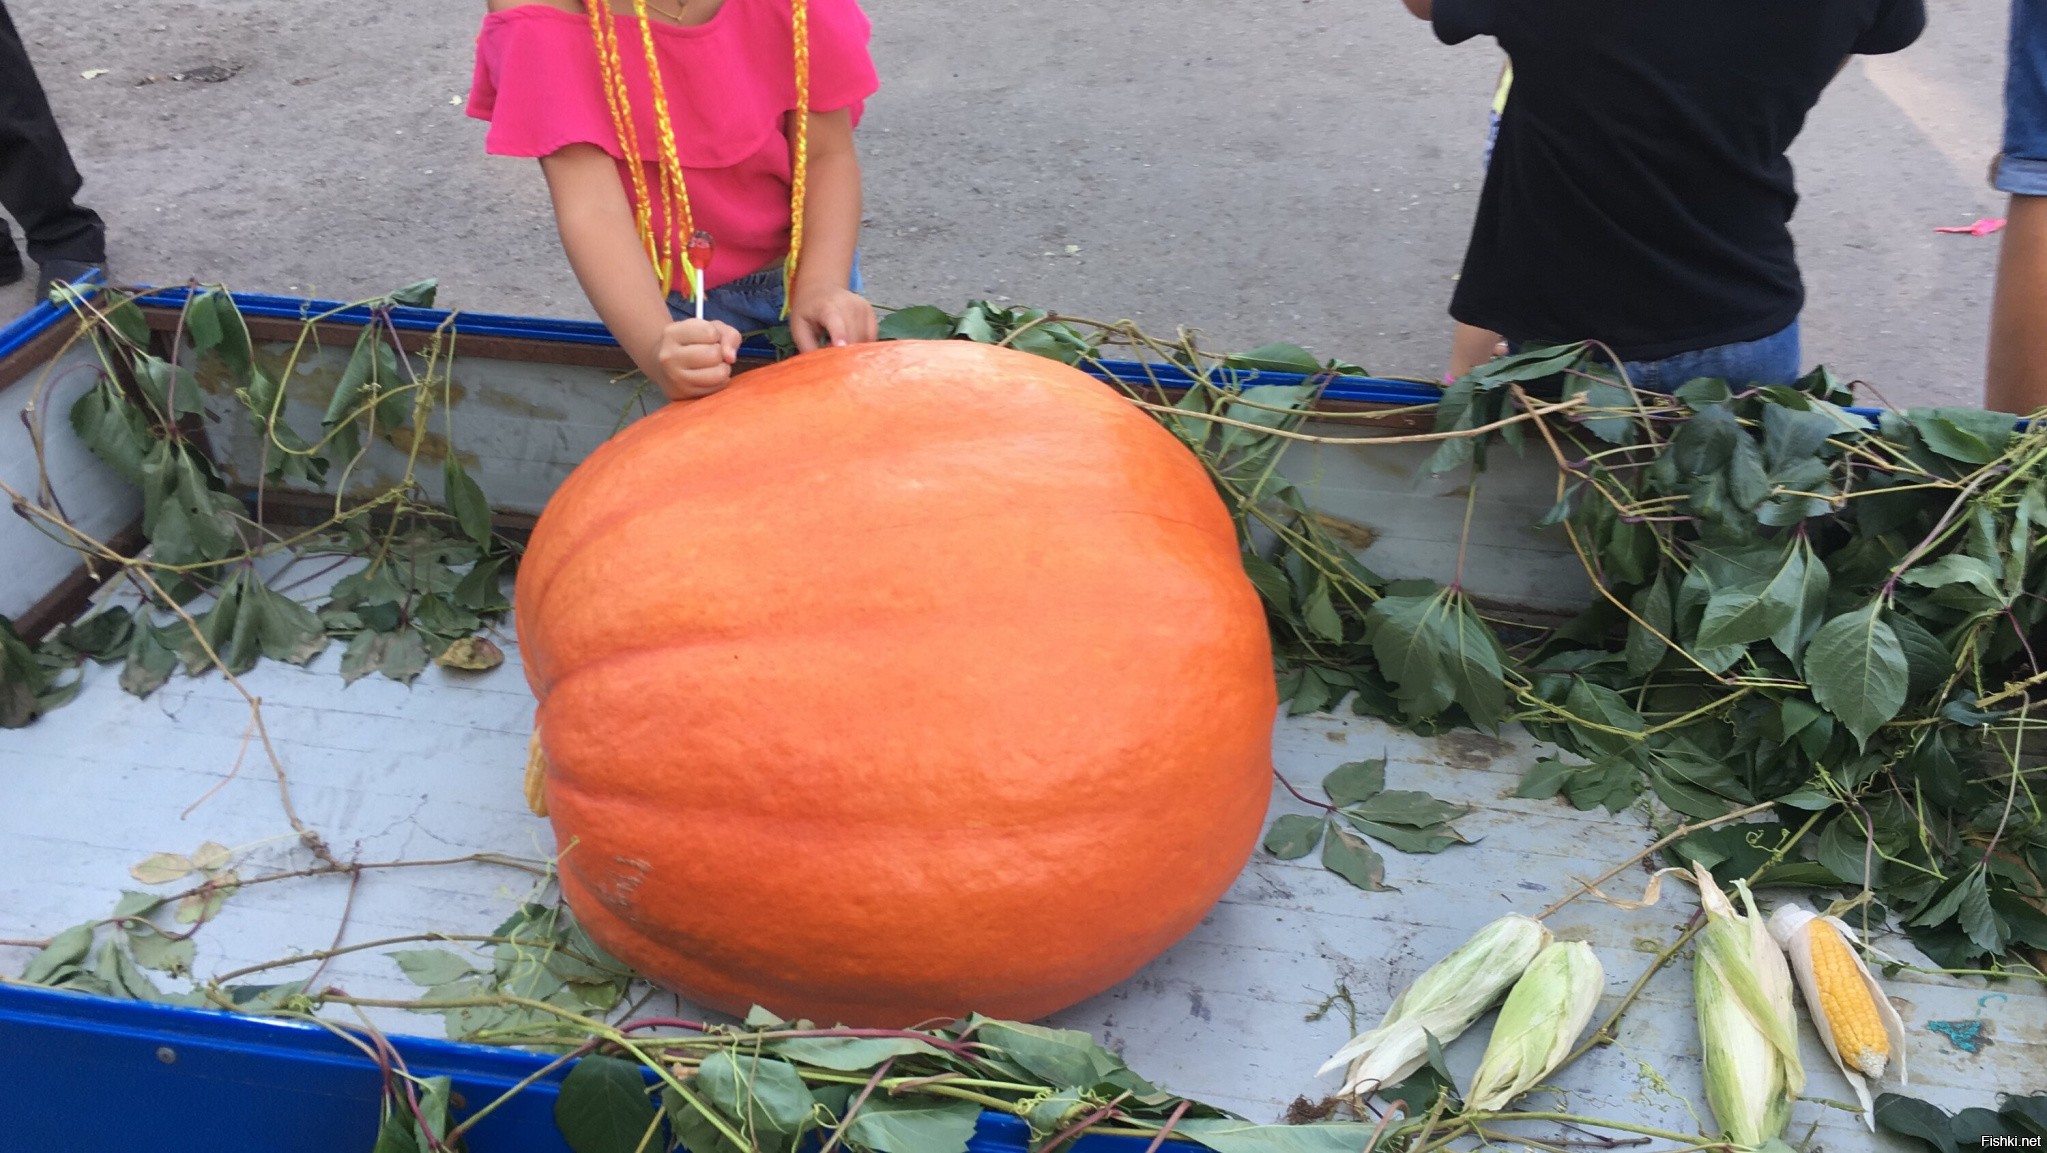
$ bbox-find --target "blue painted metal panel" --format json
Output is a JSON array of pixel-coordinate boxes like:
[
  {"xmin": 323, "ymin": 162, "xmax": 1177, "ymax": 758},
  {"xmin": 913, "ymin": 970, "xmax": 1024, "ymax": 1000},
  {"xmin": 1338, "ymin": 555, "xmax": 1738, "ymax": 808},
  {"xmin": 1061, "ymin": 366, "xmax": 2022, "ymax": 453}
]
[
  {"xmin": 8, "ymin": 283, "xmax": 1908, "ymax": 422},
  {"xmin": 0, "ymin": 982, "xmax": 1163, "ymax": 1153},
  {"xmin": 0, "ymin": 272, "xmax": 103, "ymax": 363}
]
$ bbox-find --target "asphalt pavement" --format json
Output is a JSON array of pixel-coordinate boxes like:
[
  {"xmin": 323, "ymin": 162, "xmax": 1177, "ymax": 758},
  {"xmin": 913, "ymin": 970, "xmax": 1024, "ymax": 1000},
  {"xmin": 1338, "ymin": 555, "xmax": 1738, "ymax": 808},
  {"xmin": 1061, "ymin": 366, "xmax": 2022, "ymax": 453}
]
[{"xmin": 3, "ymin": 0, "xmax": 2016, "ymax": 406}]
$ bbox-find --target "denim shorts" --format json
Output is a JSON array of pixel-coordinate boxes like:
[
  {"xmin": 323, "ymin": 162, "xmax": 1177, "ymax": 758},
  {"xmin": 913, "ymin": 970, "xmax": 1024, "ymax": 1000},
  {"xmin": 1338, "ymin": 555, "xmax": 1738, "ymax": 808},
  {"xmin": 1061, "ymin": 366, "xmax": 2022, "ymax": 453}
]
[
  {"xmin": 665, "ymin": 252, "xmax": 865, "ymax": 332},
  {"xmin": 1996, "ymin": 0, "xmax": 2047, "ymax": 195}
]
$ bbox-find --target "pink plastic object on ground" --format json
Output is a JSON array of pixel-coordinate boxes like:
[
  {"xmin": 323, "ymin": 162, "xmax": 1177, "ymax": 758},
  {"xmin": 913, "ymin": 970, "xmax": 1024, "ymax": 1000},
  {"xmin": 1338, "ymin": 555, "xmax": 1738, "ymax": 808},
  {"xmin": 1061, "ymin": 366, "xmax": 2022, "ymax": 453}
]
[{"xmin": 1934, "ymin": 218, "xmax": 2008, "ymax": 236}]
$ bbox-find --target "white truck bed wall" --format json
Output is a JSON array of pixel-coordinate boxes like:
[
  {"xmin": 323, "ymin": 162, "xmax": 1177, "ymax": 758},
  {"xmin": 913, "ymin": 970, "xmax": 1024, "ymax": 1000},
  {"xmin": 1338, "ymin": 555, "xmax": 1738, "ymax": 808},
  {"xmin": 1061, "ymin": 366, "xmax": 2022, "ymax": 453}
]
[
  {"xmin": 180, "ymin": 322, "xmax": 1589, "ymax": 615},
  {"xmin": 0, "ymin": 320, "xmax": 143, "ymax": 624}
]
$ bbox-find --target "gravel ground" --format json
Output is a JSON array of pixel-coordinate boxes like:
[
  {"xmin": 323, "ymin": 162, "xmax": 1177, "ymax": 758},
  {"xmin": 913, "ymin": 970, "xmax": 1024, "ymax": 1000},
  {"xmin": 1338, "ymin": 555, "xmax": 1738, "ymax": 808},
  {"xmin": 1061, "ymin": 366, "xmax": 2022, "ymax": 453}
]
[{"xmin": 2, "ymin": 0, "xmax": 2015, "ymax": 405}]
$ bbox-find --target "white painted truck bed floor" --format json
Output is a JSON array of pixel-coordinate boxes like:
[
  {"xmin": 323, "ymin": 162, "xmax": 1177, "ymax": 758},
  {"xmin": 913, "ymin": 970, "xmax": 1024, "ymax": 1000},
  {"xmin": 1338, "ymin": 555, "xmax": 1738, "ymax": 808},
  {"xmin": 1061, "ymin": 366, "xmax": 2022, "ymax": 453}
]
[{"xmin": 1, "ymin": 609, "xmax": 2039, "ymax": 1148}]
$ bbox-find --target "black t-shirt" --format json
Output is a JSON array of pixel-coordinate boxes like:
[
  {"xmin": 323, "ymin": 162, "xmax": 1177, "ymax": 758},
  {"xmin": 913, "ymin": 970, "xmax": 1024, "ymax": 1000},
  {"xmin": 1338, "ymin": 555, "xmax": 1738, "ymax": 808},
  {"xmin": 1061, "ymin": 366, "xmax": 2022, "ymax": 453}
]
[{"xmin": 1436, "ymin": 0, "xmax": 1925, "ymax": 361}]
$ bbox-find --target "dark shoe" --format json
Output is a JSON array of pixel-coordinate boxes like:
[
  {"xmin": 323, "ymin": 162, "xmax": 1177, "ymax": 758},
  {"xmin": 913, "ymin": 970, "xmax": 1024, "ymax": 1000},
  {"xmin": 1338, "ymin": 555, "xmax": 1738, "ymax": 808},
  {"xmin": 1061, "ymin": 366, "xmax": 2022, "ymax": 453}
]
[
  {"xmin": 0, "ymin": 237, "xmax": 20, "ymax": 289},
  {"xmin": 35, "ymin": 258, "xmax": 102, "ymax": 300}
]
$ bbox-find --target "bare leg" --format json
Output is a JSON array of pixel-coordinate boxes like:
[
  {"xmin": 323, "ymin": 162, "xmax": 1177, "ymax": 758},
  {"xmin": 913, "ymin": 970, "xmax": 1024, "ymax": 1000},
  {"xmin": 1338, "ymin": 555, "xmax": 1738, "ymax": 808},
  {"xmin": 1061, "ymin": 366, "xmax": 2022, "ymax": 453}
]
[
  {"xmin": 1446, "ymin": 322, "xmax": 1506, "ymax": 383},
  {"xmin": 1986, "ymin": 194, "xmax": 2047, "ymax": 415}
]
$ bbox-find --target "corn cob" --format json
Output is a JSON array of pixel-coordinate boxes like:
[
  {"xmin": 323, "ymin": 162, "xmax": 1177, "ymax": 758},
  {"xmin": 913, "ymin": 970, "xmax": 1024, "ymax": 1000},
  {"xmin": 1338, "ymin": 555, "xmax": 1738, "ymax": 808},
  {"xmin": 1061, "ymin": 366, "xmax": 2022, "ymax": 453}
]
[
  {"xmin": 1464, "ymin": 940, "xmax": 1605, "ymax": 1111},
  {"xmin": 1767, "ymin": 904, "xmax": 1908, "ymax": 1129},
  {"xmin": 1692, "ymin": 864, "xmax": 1804, "ymax": 1145},
  {"xmin": 1317, "ymin": 914, "xmax": 1552, "ymax": 1096}
]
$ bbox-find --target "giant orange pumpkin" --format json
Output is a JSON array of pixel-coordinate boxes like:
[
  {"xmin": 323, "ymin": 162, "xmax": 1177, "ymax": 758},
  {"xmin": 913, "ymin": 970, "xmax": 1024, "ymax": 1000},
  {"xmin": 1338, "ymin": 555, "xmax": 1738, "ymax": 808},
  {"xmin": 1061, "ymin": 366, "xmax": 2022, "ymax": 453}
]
[{"xmin": 514, "ymin": 340, "xmax": 1275, "ymax": 1026}]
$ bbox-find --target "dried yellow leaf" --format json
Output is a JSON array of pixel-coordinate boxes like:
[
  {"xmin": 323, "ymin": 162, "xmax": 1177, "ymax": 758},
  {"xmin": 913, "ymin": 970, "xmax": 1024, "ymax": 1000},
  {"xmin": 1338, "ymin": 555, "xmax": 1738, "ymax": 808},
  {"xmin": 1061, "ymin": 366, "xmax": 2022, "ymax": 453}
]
[
  {"xmin": 436, "ymin": 636, "xmax": 505, "ymax": 671},
  {"xmin": 130, "ymin": 853, "xmax": 193, "ymax": 885}
]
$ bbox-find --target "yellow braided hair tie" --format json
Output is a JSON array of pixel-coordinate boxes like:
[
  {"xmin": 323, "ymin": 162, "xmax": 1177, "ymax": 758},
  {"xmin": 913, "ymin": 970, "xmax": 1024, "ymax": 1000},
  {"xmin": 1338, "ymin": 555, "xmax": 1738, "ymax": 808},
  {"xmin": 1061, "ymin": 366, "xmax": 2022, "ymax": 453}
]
[{"xmin": 783, "ymin": 0, "xmax": 811, "ymax": 317}]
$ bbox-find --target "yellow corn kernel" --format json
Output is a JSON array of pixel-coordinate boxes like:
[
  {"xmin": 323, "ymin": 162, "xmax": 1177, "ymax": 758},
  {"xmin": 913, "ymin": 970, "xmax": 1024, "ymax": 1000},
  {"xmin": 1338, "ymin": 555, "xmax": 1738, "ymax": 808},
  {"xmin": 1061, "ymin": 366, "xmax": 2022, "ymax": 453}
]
[{"xmin": 1807, "ymin": 919, "xmax": 1888, "ymax": 1078}]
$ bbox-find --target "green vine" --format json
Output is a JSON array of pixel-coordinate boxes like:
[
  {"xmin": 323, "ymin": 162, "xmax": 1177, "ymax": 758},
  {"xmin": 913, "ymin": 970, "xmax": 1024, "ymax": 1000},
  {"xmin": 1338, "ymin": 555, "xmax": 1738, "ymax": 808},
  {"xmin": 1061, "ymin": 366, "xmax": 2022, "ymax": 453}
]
[{"xmin": 4, "ymin": 285, "xmax": 2046, "ymax": 1151}]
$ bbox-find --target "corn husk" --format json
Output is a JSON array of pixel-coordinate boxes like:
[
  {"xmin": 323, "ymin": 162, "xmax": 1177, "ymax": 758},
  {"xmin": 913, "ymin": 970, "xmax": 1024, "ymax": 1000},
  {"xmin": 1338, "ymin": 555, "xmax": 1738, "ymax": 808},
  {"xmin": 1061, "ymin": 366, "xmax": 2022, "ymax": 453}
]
[
  {"xmin": 1464, "ymin": 940, "xmax": 1605, "ymax": 1111},
  {"xmin": 1317, "ymin": 914, "xmax": 1552, "ymax": 1096},
  {"xmin": 1767, "ymin": 904, "xmax": 1908, "ymax": 1129},
  {"xmin": 1693, "ymin": 864, "xmax": 1804, "ymax": 1146}
]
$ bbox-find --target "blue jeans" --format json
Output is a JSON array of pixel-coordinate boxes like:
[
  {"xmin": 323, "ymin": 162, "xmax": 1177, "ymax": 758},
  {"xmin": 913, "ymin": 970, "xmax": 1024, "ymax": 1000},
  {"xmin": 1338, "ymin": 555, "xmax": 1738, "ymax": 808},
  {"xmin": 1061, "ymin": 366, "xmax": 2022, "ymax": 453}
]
[
  {"xmin": 1998, "ymin": 0, "xmax": 2047, "ymax": 195},
  {"xmin": 1509, "ymin": 320, "xmax": 1801, "ymax": 390},
  {"xmin": 1611, "ymin": 320, "xmax": 1802, "ymax": 390},
  {"xmin": 665, "ymin": 253, "xmax": 864, "ymax": 332}
]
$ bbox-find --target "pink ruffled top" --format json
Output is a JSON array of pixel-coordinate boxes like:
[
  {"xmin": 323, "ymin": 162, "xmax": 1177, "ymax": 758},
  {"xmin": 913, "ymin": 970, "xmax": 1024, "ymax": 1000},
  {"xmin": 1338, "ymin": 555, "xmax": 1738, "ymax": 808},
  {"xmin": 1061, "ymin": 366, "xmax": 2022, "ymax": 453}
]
[{"xmin": 468, "ymin": 1, "xmax": 877, "ymax": 290}]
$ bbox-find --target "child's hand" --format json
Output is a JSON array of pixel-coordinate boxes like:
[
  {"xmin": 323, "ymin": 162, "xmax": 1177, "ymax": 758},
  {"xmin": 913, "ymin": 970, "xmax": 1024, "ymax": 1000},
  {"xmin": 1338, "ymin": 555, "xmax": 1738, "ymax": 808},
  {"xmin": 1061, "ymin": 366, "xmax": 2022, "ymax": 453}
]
[
  {"xmin": 656, "ymin": 318, "xmax": 743, "ymax": 401},
  {"xmin": 788, "ymin": 286, "xmax": 878, "ymax": 353}
]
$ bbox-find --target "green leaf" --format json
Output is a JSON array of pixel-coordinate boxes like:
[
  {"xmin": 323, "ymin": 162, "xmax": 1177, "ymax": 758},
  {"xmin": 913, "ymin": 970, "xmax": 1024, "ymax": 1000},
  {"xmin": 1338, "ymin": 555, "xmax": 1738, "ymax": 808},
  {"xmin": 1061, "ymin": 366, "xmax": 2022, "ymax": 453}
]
[
  {"xmin": 70, "ymin": 377, "xmax": 154, "ymax": 485},
  {"xmin": 104, "ymin": 297, "xmax": 153, "ymax": 347},
  {"xmin": 1223, "ymin": 343, "xmax": 1324, "ymax": 374},
  {"xmin": 1322, "ymin": 759, "xmax": 1386, "ymax": 806},
  {"xmin": 134, "ymin": 355, "xmax": 205, "ymax": 419},
  {"xmin": 57, "ymin": 607, "xmax": 135, "ymax": 662},
  {"xmin": 1899, "ymin": 554, "xmax": 2003, "ymax": 601},
  {"xmin": 1363, "ymin": 593, "xmax": 1454, "ymax": 719},
  {"xmin": 843, "ymin": 1096, "xmax": 983, "ymax": 1153},
  {"xmin": 1648, "ymin": 758, "xmax": 1738, "ymax": 820},
  {"xmin": 1673, "ymin": 378, "xmax": 1733, "ymax": 410},
  {"xmin": 1761, "ymin": 403, "xmax": 1839, "ymax": 472},
  {"xmin": 766, "ymin": 1035, "xmax": 945, "ymax": 1072},
  {"xmin": 1624, "ymin": 578, "xmax": 1673, "ymax": 677},
  {"xmin": 555, "ymin": 1055, "xmax": 659, "ymax": 1153},
  {"xmin": 21, "ymin": 922, "xmax": 95, "ymax": 984},
  {"xmin": 1563, "ymin": 375, "xmax": 1637, "ymax": 444},
  {"xmin": 1885, "ymin": 612, "xmax": 1951, "ymax": 700},
  {"xmin": 452, "ymin": 557, "xmax": 510, "ymax": 613},
  {"xmin": 970, "ymin": 1019, "xmax": 1125, "ymax": 1088},
  {"xmin": 120, "ymin": 618, "xmax": 181, "ymax": 697},
  {"xmin": 1513, "ymin": 757, "xmax": 1573, "ymax": 801},
  {"xmin": 2003, "ymin": 1095, "xmax": 2047, "ymax": 1138},
  {"xmin": 1241, "ymin": 553, "xmax": 1291, "ymax": 607},
  {"xmin": 877, "ymin": 305, "xmax": 959, "ymax": 342},
  {"xmin": 1955, "ymin": 870, "xmax": 2007, "ymax": 956},
  {"xmin": 342, "ymin": 628, "xmax": 430, "ymax": 685},
  {"xmin": 188, "ymin": 290, "xmax": 254, "ymax": 383},
  {"xmin": 1343, "ymin": 816, "xmax": 1463, "ymax": 855},
  {"xmin": 370, "ymin": 1108, "xmax": 422, "ymax": 1153},
  {"xmin": 0, "ymin": 617, "xmax": 49, "ymax": 729},
  {"xmin": 92, "ymin": 939, "xmax": 165, "ymax": 1001},
  {"xmin": 1561, "ymin": 680, "xmax": 1646, "ymax": 758},
  {"xmin": 1346, "ymin": 789, "xmax": 1472, "ymax": 829},
  {"xmin": 1694, "ymin": 544, "xmax": 1802, "ymax": 650},
  {"xmin": 1771, "ymin": 540, "xmax": 1830, "ymax": 663},
  {"xmin": 325, "ymin": 330, "xmax": 402, "ymax": 428},
  {"xmin": 1438, "ymin": 592, "xmax": 1509, "ymax": 728},
  {"xmin": 1262, "ymin": 813, "xmax": 1325, "ymax": 860},
  {"xmin": 1178, "ymin": 1120, "xmax": 1387, "ymax": 1153},
  {"xmin": 387, "ymin": 279, "xmax": 440, "ymax": 308},
  {"xmin": 139, "ymin": 441, "xmax": 241, "ymax": 568},
  {"xmin": 244, "ymin": 577, "xmax": 329, "ymax": 666},
  {"xmin": 1906, "ymin": 408, "xmax": 2012, "ymax": 465},
  {"xmin": 1468, "ymin": 342, "xmax": 1588, "ymax": 386},
  {"xmin": 124, "ymin": 925, "xmax": 195, "ymax": 977},
  {"xmin": 1805, "ymin": 602, "xmax": 1909, "ymax": 746},
  {"xmin": 1321, "ymin": 822, "xmax": 1391, "ymax": 891},
  {"xmin": 391, "ymin": 949, "xmax": 480, "ymax": 987},
  {"xmin": 1301, "ymin": 579, "xmax": 1343, "ymax": 643},
  {"xmin": 1874, "ymin": 1094, "xmax": 1958, "ymax": 1153},
  {"xmin": 1670, "ymin": 403, "xmax": 1740, "ymax": 476},
  {"xmin": 442, "ymin": 458, "xmax": 494, "ymax": 549},
  {"xmin": 1818, "ymin": 816, "xmax": 1882, "ymax": 888},
  {"xmin": 696, "ymin": 1051, "xmax": 815, "ymax": 1139}
]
